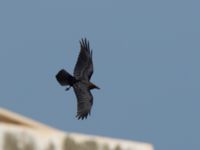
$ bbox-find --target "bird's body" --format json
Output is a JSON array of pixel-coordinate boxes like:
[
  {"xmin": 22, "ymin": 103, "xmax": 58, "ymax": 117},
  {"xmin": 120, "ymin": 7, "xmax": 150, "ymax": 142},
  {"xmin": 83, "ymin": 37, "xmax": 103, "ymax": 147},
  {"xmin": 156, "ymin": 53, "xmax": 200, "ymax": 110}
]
[{"xmin": 56, "ymin": 38, "xmax": 99, "ymax": 120}]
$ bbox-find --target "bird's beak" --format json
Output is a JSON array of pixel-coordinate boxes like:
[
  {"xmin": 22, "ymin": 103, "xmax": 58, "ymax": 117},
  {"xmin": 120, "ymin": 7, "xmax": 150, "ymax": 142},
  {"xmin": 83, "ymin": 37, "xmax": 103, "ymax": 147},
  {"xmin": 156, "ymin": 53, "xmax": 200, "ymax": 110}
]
[
  {"xmin": 95, "ymin": 86, "xmax": 100, "ymax": 90},
  {"xmin": 90, "ymin": 83, "xmax": 100, "ymax": 90}
]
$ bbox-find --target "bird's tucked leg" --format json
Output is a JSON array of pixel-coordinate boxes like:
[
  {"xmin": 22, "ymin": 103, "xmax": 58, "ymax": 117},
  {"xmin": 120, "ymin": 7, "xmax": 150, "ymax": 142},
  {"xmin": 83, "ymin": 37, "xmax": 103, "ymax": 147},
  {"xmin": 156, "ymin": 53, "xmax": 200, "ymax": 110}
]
[{"xmin": 65, "ymin": 86, "xmax": 71, "ymax": 91}]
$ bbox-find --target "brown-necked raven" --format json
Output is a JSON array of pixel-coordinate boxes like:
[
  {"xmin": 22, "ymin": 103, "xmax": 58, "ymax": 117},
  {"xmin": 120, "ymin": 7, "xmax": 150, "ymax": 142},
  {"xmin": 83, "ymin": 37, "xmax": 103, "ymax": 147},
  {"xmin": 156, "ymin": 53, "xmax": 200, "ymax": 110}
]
[{"xmin": 56, "ymin": 38, "xmax": 100, "ymax": 120}]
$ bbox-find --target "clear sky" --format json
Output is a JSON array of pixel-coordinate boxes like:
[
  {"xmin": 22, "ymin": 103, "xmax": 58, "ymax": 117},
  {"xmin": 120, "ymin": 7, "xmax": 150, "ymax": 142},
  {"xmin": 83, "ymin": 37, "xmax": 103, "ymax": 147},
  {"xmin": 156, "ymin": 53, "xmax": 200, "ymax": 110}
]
[{"xmin": 0, "ymin": 0, "xmax": 200, "ymax": 150}]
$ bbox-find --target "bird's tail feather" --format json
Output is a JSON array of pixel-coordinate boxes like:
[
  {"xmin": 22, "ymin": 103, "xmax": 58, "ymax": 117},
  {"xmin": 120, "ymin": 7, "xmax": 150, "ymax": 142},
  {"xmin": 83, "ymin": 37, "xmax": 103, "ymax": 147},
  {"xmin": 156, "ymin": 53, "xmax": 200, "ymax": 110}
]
[{"xmin": 56, "ymin": 69, "xmax": 76, "ymax": 86}]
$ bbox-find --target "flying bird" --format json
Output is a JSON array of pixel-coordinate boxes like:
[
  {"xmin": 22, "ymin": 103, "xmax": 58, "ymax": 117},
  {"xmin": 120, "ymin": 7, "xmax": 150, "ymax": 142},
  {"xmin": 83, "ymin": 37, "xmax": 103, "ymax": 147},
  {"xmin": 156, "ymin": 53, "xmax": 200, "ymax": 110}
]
[{"xmin": 56, "ymin": 38, "xmax": 100, "ymax": 120}]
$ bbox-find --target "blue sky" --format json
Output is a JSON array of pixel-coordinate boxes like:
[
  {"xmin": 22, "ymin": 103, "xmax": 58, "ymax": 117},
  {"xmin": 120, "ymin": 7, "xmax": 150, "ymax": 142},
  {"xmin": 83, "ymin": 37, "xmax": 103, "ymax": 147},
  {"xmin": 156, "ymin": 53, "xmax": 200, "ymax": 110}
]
[{"xmin": 0, "ymin": 0, "xmax": 200, "ymax": 149}]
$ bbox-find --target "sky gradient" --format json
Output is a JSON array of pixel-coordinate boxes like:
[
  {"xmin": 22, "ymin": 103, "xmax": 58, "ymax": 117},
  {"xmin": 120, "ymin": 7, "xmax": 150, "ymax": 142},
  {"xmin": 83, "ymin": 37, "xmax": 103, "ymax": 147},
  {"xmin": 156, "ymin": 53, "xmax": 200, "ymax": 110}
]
[{"xmin": 0, "ymin": 1, "xmax": 200, "ymax": 150}]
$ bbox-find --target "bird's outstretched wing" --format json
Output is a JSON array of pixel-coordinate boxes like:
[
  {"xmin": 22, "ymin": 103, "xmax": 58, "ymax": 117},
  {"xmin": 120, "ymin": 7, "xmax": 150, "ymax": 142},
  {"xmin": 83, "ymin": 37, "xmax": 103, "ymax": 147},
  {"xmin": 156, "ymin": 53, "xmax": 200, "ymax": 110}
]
[
  {"xmin": 73, "ymin": 82, "xmax": 93, "ymax": 120},
  {"xmin": 73, "ymin": 38, "xmax": 93, "ymax": 81}
]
